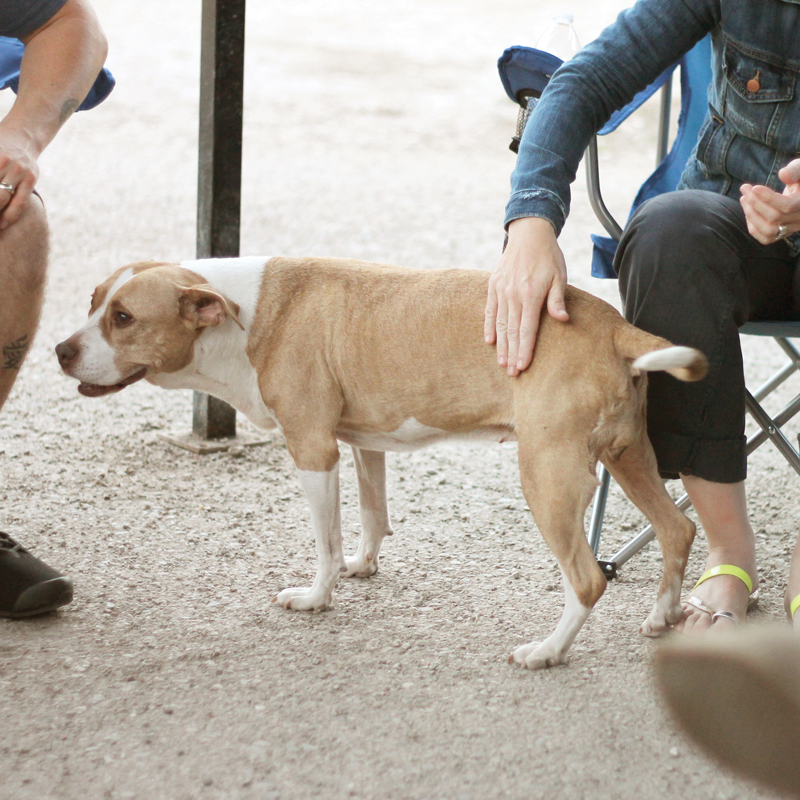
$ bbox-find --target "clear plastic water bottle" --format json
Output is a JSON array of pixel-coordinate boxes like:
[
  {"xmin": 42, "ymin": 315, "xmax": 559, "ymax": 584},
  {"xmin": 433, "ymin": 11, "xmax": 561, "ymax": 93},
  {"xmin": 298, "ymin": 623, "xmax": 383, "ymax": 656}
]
[
  {"xmin": 510, "ymin": 13, "xmax": 581, "ymax": 152},
  {"xmin": 536, "ymin": 12, "xmax": 581, "ymax": 62}
]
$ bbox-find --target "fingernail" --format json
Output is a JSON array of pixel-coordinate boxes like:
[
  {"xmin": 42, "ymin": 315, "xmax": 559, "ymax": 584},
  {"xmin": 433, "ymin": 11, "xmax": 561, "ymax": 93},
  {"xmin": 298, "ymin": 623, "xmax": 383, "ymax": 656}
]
[{"xmin": 498, "ymin": 357, "xmax": 506, "ymax": 366}]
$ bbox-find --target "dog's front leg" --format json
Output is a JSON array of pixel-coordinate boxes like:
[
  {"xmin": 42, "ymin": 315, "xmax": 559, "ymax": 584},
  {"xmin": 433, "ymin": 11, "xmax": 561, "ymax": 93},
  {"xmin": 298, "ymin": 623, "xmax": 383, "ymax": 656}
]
[
  {"xmin": 275, "ymin": 463, "xmax": 346, "ymax": 611},
  {"xmin": 345, "ymin": 447, "xmax": 393, "ymax": 577}
]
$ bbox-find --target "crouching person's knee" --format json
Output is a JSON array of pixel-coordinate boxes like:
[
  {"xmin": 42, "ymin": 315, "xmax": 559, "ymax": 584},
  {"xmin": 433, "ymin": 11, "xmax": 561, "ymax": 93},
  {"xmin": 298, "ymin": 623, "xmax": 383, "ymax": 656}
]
[{"xmin": 0, "ymin": 194, "xmax": 50, "ymax": 291}]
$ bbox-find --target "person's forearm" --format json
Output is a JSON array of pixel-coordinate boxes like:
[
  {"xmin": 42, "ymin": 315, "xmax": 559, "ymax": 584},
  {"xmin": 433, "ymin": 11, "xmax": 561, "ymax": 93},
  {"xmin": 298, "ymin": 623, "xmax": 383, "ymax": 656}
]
[
  {"xmin": 506, "ymin": 0, "xmax": 717, "ymax": 234},
  {"xmin": 7, "ymin": 0, "xmax": 107, "ymax": 157}
]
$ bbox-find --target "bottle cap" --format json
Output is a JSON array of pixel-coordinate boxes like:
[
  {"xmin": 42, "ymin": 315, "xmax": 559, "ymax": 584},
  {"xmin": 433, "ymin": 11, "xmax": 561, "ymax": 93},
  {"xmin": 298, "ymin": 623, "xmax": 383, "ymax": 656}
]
[{"xmin": 553, "ymin": 12, "xmax": 574, "ymax": 23}]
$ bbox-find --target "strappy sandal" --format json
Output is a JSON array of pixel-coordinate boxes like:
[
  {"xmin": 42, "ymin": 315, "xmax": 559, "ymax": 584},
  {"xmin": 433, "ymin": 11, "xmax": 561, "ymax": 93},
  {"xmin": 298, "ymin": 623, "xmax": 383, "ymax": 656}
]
[
  {"xmin": 684, "ymin": 564, "xmax": 759, "ymax": 626},
  {"xmin": 789, "ymin": 593, "xmax": 800, "ymax": 624}
]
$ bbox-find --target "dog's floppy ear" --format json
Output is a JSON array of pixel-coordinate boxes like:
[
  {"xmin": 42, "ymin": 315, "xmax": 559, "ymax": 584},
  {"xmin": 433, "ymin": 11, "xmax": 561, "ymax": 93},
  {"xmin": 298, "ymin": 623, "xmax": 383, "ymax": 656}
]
[{"xmin": 176, "ymin": 284, "xmax": 245, "ymax": 331}]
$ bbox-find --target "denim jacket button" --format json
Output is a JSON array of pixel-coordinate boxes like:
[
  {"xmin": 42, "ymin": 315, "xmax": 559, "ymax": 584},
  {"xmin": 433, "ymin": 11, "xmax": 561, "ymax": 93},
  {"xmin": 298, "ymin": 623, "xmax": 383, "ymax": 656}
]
[{"xmin": 747, "ymin": 72, "xmax": 761, "ymax": 93}]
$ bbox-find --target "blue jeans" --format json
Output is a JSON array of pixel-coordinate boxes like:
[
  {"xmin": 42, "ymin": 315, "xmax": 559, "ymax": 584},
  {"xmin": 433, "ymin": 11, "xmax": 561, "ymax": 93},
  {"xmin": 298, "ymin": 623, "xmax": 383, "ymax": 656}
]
[{"xmin": 615, "ymin": 190, "xmax": 798, "ymax": 483}]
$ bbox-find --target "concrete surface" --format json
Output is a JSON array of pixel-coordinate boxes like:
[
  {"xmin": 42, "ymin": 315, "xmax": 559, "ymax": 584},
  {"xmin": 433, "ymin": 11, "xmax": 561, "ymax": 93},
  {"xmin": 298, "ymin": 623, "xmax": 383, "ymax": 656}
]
[{"xmin": 0, "ymin": 1, "xmax": 797, "ymax": 798}]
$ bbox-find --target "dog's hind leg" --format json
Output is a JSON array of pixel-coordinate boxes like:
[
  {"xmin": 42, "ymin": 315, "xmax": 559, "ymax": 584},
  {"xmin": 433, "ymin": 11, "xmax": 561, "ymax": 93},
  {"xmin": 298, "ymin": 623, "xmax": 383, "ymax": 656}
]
[
  {"xmin": 345, "ymin": 447, "xmax": 394, "ymax": 577},
  {"xmin": 601, "ymin": 432, "xmax": 695, "ymax": 636},
  {"xmin": 512, "ymin": 440, "xmax": 608, "ymax": 669}
]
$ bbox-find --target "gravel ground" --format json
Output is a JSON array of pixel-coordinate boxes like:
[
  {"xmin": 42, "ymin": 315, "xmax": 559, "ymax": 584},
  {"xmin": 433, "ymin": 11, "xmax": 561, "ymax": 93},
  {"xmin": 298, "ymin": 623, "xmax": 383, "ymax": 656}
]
[{"xmin": 1, "ymin": 1, "xmax": 798, "ymax": 799}]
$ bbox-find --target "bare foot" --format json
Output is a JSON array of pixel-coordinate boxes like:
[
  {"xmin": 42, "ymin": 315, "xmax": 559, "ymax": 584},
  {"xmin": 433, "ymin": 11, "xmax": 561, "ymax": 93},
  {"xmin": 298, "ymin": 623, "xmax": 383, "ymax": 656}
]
[{"xmin": 674, "ymin": 546, "xmax": 758, "ymax": 635}]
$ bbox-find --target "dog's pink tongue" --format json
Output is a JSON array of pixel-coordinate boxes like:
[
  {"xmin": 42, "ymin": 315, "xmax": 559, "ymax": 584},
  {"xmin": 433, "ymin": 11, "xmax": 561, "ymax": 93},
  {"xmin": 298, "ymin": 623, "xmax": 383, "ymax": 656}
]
[{"xmin": 78, "ymin": 382, "xmax": 123, "ymax": 398}]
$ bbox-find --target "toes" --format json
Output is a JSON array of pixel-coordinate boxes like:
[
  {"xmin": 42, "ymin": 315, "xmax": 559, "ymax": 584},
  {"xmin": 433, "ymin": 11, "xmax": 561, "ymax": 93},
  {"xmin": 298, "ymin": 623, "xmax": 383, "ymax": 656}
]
[
  {"xmin": 641, "ymin": 604, "xmax": 682, "ymax": 637},
  {"xmin": 683, "ymin": 611, "xmax": 712, "ymax": 636},
  {"xmin": 344, "ymin": 554, "xmax": 379, "ymax": 578},
  {"xmin": 510, "ymin": 642, "xmax": 566, "ymax": 670},
  {"xmin": 275, "ymin": 587, "xmax": 329, "ymax": 611}
]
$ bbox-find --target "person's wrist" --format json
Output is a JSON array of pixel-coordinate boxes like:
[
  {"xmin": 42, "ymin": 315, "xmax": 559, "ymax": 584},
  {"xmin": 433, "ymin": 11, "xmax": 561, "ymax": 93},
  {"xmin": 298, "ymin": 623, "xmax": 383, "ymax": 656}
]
[
  {"xmin": 0, "ymin": 118, "xmax": 44, "ymax": 161},
  {"xmin": 507, "ymin": 216, "xmax": 557, "ymax": 243}
]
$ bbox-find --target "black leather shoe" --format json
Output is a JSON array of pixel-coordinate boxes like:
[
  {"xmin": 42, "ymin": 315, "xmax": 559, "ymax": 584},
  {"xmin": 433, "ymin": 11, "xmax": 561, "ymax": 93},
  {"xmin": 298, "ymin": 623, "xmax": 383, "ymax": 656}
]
[{"xmin": 0, "ymin": 532, "xmax": 73, "ymax": 618}]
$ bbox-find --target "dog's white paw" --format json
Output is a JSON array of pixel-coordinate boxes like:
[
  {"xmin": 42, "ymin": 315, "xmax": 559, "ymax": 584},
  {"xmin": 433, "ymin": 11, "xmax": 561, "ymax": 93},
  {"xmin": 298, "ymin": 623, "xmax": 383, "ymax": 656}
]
[
  {"xmin": 509, "ymin": 640, "xmax": 568, "ymax": 670},
  {"xmin": 274, "ymin": 586, "xmax": 330, "ymax": 611},
  {"xmin": 344, "ymin": 551, "xmax": 379, "ymax": 578},
  {"xmin": 640, "ymin": 615, "xmax": 668, "ymax": 638},
  {"xmin": 640, "ymin": 596, "xmax": 682, "ymax": 637}
]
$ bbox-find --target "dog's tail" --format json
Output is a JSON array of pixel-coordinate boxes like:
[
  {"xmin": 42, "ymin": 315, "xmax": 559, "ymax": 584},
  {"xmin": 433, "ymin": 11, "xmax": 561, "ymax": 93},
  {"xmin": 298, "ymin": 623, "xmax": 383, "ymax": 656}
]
[{"xmin": 615, "ymin": 325, "xmax": 709, "ymax": 382}]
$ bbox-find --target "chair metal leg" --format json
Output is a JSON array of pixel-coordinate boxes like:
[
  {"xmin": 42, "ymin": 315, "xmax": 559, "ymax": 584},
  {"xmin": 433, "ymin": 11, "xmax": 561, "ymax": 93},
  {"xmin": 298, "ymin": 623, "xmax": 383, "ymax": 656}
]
[
  {"xmin": 745, "ymin": 391, "xmax": 800, "ymax": 458},
  {"xmin": 752, "ymin": 338, "xmax": 800, "ymax": 402},
  {"xmin": 606, "ymin": 492, "xmax": 694, "ymax": 570},
  {"xmin": 588, "ymin": 465, "xmax": 610, "ymax": 556},
  {"xmin": 745, "ymin": 390, "xmax": 800, "ymax": 477}
]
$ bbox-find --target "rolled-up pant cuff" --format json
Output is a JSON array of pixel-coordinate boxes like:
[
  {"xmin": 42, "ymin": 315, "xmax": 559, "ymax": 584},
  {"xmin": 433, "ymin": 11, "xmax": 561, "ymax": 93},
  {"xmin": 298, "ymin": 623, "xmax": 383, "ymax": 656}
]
[{"xmin": 648, "ymin": 429, "xmax": 748, "ymax": 483}]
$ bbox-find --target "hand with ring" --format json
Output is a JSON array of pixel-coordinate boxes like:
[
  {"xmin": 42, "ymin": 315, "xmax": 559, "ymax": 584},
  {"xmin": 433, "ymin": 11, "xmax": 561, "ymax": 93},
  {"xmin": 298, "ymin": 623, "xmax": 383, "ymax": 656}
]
[
  {"xmin": 0, "ymin": 125, "xmax": 39, "ymax": 231},
  {"xmin": 740, "ymin": 159, "xmax": 800, "ymax": 245}
]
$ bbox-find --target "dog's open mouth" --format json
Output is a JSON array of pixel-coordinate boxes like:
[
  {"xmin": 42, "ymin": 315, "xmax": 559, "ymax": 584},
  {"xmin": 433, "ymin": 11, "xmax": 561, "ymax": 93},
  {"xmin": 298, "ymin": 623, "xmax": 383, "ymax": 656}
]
[{"xmin": 78, "ymin": 367, "xmax": 148, "ymax": 398}]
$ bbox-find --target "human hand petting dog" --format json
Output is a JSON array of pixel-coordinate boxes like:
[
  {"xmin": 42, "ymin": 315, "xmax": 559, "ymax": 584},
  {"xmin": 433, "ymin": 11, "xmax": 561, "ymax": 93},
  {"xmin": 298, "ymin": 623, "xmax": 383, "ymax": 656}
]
[
  {"xmin": 484, "ymin": 216, "xmax": 569, "ymax": 377},
  {"xmin": 740, "ymin": 158, "xmax": 800, "ymax": 245}
]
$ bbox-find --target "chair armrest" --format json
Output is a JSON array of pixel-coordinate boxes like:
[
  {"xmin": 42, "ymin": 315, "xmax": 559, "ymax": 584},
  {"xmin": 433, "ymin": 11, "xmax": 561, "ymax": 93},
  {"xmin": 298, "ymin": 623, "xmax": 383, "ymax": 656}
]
[{"xmin": 586, "ymin": 137, "xmax": 623, "ymax": 241}]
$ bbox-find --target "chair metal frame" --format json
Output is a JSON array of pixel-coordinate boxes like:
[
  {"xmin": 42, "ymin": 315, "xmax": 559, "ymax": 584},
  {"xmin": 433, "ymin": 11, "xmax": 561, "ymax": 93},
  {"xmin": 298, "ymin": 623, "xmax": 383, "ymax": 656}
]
[{"xmin": 585, "ymin": 79, "xmax": 800, "ymax": 580}]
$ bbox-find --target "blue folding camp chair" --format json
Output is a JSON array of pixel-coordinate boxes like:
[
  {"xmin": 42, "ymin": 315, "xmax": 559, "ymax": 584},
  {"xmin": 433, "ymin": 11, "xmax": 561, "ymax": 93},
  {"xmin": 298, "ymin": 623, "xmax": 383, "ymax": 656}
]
[
  {"xmin": 499, "ymin": 36, "xmax": 800, "ymax": 578},
  {"xmin": 0, "ymin": 34, "xmax": 114, "ymax": 110}
]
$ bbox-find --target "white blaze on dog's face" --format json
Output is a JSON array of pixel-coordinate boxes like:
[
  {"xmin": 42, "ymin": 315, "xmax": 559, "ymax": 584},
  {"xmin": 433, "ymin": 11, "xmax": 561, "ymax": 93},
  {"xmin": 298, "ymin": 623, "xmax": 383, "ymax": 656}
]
[{"xmin": 57, "ymin": 262, "xmax": 243, "ymax": 398}]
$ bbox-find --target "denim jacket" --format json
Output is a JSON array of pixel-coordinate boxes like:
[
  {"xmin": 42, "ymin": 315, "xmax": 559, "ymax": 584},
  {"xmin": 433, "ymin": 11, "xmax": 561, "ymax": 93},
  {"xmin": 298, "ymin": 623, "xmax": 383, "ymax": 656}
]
[{"xmin": 505, "ymin": 0, "xmax": 800, "ymax": 237}]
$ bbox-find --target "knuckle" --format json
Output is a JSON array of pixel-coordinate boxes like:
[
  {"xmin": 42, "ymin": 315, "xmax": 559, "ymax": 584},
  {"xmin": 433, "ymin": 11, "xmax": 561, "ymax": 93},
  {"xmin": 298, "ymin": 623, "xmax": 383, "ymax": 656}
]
[{"xmin": 518, "ymin": 284, "xmax": 537, "ymax": 303}]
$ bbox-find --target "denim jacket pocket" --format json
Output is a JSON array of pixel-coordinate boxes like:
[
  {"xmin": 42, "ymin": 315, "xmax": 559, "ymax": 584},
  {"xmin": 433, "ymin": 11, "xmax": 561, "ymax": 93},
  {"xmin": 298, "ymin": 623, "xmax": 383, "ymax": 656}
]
[
  {"xmin": 696, "ymin": 110, "xmax": 734, "ymax": 192},
  {"xmin": 722, "ymin": 37, "xmax": 797, "ymax": 150}
]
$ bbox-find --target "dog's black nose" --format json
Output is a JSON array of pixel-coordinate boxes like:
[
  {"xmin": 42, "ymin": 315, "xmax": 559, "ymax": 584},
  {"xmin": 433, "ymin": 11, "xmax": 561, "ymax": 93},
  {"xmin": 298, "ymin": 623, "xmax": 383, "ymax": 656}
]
[{"xmin": 55, "ymin": 340, "xmax": 78, "ymax": 368}]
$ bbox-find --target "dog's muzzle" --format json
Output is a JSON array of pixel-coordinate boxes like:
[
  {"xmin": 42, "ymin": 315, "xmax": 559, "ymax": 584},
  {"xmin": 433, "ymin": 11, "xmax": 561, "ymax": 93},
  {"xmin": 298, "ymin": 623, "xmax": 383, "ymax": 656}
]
[
  {"xmin": 55, "ymin": 340, "xmax": 148, "ymax": 398},
  {"xmin": 75, "ymin": 367, "xmax": 148, "ymax": 398}
]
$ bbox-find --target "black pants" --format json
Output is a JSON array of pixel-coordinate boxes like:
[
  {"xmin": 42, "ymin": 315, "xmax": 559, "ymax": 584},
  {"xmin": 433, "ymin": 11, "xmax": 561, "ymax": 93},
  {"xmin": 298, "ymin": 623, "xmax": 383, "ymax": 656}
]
[{"xmin": 615, "ymin": 190, "xmax": 799, "ymax": 483}]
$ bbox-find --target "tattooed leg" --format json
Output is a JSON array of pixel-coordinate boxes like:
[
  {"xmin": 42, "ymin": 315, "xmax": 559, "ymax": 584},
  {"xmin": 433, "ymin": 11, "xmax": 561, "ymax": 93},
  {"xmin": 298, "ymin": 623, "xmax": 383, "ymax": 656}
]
[
  {"xmin": 3, "ymin": 335, "xmax": 29, "ymax": 370},
  {"xmin": 0, "ymin": 195, "xmax": 49, "ymax": 412}
]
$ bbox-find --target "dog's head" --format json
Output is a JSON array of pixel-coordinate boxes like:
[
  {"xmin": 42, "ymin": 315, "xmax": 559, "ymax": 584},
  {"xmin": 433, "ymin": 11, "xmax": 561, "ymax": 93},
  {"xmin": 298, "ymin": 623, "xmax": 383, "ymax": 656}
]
[{"xmin": 56, "ymin": 262, "xmax": 243, "ymax": 397}]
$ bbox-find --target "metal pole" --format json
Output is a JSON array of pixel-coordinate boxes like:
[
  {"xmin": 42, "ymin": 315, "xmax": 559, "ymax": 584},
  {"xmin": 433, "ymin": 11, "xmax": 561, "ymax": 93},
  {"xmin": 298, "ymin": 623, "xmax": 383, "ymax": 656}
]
[{"xmin": 193, "ymin": 0, "xmax": 246, "ymax": 439}]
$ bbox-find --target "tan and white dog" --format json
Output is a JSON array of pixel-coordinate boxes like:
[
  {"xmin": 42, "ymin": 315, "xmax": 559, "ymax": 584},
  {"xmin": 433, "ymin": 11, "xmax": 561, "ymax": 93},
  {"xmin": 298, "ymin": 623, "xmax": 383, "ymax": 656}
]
[{"xmin": 56, "ymin": 257, "xmax": 707, "ymax": 669}]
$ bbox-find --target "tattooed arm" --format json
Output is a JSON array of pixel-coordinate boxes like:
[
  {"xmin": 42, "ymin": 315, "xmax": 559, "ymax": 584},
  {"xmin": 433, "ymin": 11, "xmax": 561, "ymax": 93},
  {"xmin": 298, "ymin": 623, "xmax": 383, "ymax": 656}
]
[{"xmin": 0, "ymin": 0, "xmax": 107, "ymax": 229}]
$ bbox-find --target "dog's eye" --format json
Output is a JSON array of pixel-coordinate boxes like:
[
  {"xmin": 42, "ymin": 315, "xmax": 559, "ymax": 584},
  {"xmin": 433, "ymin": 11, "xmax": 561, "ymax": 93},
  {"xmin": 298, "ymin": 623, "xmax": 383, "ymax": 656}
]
[{"xmin": 114, "ymin": 311, "xmax": 134, "ymax": 327}]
